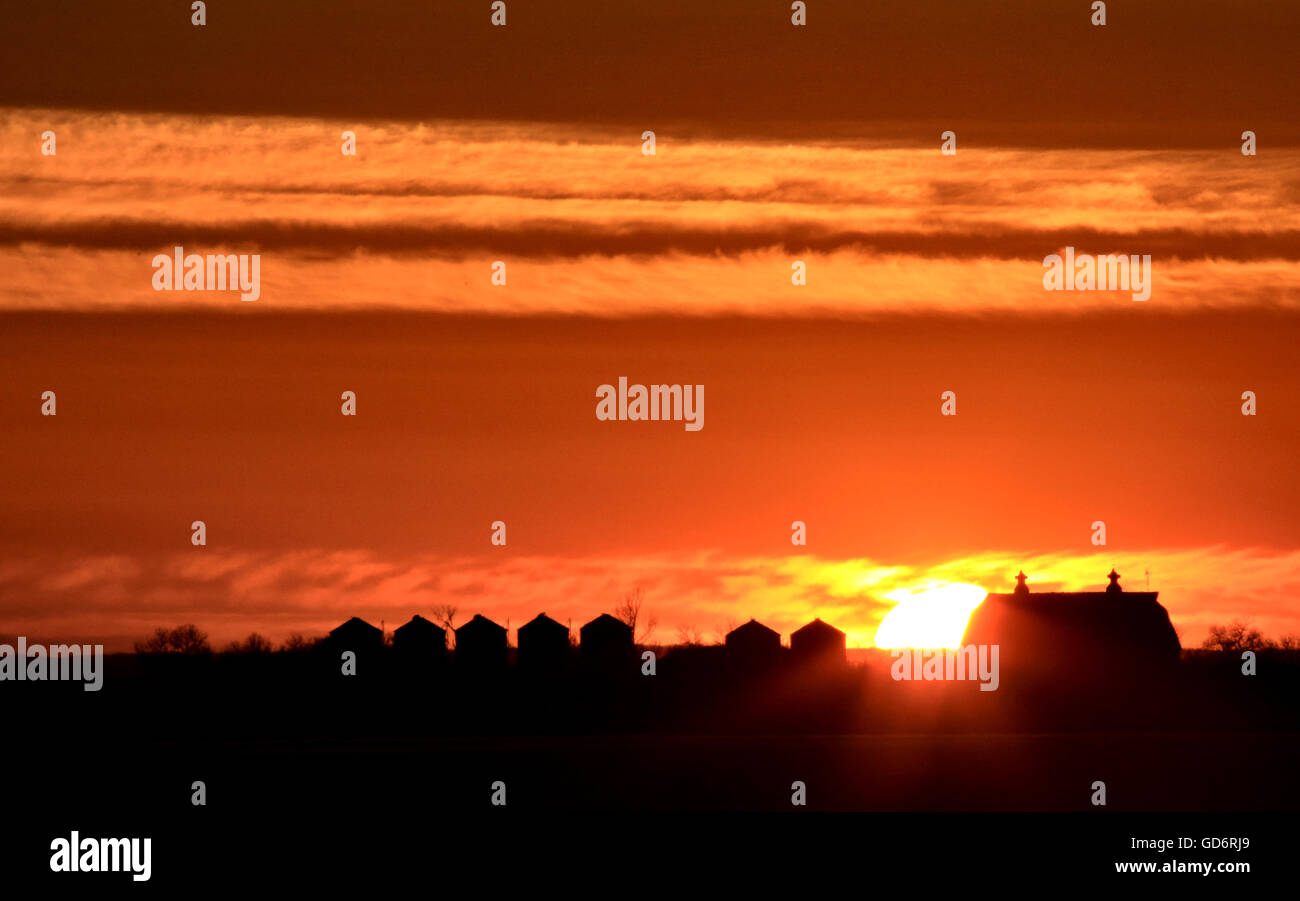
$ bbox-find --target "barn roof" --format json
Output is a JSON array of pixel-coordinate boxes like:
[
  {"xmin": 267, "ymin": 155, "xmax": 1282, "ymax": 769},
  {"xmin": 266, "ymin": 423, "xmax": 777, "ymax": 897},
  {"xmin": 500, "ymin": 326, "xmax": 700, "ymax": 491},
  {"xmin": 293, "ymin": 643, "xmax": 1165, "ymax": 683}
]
[{"xmin": 964, "ymin": 570, "xmax": 1181, "ymax": 663}]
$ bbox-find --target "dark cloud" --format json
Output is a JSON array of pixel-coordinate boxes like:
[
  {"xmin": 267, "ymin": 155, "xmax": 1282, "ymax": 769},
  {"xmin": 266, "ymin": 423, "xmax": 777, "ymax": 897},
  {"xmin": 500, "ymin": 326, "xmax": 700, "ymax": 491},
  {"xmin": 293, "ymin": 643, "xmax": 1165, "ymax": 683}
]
[{"xmin": 4, "ymin": 218, "xmax": 1300, "ymax": 261}]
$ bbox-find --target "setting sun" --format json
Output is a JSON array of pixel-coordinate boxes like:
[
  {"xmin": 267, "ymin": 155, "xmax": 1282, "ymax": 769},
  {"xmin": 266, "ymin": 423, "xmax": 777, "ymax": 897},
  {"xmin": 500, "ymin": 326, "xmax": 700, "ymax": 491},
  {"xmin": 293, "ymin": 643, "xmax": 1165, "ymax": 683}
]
[{"xmin": 873, "ymin": 583, "xmax": 989, "ymax": 649}]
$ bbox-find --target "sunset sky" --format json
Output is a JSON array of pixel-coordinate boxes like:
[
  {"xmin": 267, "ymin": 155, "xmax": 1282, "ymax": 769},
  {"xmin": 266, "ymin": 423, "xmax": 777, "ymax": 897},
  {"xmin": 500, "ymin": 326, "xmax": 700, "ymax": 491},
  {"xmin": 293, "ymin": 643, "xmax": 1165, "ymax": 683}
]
[{"xmin": 2, "ymin": 0, "xmax": 1298, "ymax": 650}]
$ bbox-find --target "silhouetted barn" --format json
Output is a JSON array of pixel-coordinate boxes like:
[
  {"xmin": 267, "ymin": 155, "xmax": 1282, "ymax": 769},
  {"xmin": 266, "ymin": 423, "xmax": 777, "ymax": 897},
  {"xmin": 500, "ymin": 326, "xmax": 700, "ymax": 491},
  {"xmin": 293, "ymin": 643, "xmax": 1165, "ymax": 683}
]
[
  {"xmin": 725, "ymin": 619, "xmax": 782, "ymax": 672},
  {"xmin": 790, "ymin": 618, "xmax": 847, "ymax": 667},
  {"xmin": 392, "ymin": 615, "xmax": 446, "ymax": 661},
  {"xmin": 455, "ymin": 614, "xmax": 508, "ymax": 671},
  {"xmin": 518, "ymin": 613, "xmax": 570, "ymax": 672},
  {"xmin": 963, "ymin": 570, "xmax": 1181, "ymax": 687},
  {"xmin": 580, "ymin": 613, "xmax": 634, "ymax": 673}
]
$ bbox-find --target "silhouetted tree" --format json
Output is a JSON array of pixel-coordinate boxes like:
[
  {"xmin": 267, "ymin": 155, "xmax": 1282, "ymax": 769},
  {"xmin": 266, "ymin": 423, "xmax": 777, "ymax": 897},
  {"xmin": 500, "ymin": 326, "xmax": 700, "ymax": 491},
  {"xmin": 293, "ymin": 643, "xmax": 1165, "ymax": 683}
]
[
  {"xmin": 280, "ymin": 633, "xmax": 317, "ymax": 653},
  {"xmin": 225, "ymin": 632, "xmax": 273, "ymax": 655},
  {"xmin": 135, "ymin": 624, "xmax": 211, "ymax": 655},
  {"xmin": 432, "ymin": 604, "xmax": 459, "ymax": 648},
  {"xmin": 614, "ymin": 587, "xmax": 657, "ymax": 643},
  {"xmin": 1201, "ymin": 620, "xmax": 1271, "ymax": 652},
  {"xmin": 677, "ymin": 624, "xmax": 705, "ymax": 646}
]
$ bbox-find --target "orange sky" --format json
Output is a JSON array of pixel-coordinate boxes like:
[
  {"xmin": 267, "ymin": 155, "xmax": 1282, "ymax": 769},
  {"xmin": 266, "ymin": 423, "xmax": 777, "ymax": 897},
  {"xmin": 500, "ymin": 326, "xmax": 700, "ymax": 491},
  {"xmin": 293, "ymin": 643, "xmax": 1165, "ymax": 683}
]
[
  {"xmin": 2, "ymin": 1, "xmax": 1298, "ymax": 651},
  {"xmin": 2, "ymin": 310, "xmax": 1298, "ymax": 650}
]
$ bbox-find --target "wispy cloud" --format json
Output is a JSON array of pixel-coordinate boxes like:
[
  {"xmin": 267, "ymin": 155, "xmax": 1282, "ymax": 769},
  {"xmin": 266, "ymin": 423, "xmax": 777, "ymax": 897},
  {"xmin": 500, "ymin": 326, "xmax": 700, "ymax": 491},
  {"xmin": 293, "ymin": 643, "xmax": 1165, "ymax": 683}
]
[
  {"xmin": 3, "ymin": 546, "xmax": 1298, "ymax": 652},
  {"xmin": 4, "ymin": 108, "xmax": 1298, "ymax": 313}
]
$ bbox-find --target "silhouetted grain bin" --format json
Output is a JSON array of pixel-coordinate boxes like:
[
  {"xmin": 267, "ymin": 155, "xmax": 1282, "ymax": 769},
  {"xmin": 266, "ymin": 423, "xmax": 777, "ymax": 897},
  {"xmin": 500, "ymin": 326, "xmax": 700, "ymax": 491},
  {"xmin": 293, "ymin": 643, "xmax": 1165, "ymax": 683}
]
[
  {"xmin": 579, "ymin": 613, "xmax": 634, "ymax": 673},
  {"xmin": 518, "ymin": 613, "xmax": 570, "ymax": 672},
  {"xmin": 392, "ymin": 614, "xmax": 446, "ymax": 661},
  {"xmin": 327, "ymin": 617, "xmax": 384, "ymax": 652},
  {"xmin": 455, "ymin": 614, "xmax": 508, "ymax": 671},
  {"xmin": 322, "ymin": 616, "xmax": 385, "ymax": 675},
  {"xmin": 725, "ymin": 618, "xmax": 782, "ymax": 672},
  {"xmin": 790, "ymin": 618, "xmax": 847, "ymax": 668}
]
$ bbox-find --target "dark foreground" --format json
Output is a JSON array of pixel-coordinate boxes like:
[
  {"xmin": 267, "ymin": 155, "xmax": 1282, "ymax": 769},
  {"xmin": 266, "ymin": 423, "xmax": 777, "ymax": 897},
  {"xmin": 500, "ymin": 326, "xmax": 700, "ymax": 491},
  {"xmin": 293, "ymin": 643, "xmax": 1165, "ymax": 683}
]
[
  {"xmin": 4, "ymin": 730, "xmax": 1295, "ymax": 888},
  {"xmin": 5, "ymin": 647, "xmax": 1296, "ymax": 886}
]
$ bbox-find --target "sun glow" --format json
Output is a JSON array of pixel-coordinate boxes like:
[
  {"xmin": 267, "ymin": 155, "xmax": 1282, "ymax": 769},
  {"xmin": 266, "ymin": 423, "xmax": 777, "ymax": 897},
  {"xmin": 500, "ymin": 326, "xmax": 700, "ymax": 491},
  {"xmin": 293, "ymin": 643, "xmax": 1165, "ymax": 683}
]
[{"xmin": 873, "ymin": 582, "xmax": 989, "ymax": 649}]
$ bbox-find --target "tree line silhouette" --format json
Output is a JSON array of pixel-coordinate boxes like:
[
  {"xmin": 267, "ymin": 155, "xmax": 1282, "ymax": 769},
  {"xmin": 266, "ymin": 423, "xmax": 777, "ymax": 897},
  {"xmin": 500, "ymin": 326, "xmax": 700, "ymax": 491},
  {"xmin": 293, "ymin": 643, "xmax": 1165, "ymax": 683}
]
[{"xmin": 131, "ymin": 618, "xmax": 1300, "ymax": 659}]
